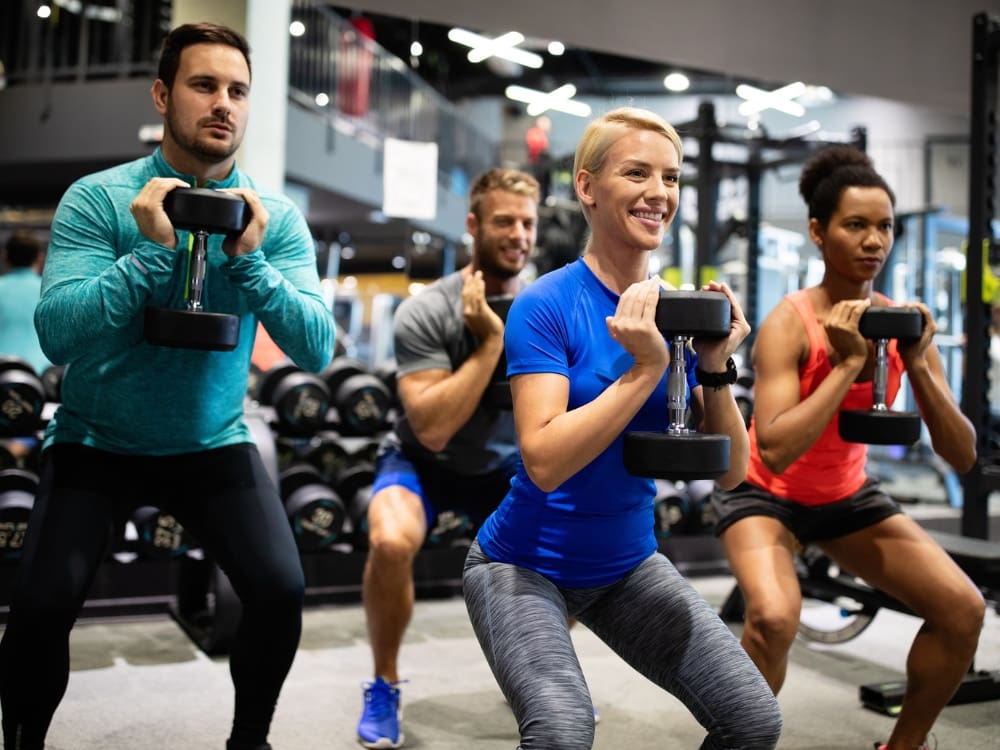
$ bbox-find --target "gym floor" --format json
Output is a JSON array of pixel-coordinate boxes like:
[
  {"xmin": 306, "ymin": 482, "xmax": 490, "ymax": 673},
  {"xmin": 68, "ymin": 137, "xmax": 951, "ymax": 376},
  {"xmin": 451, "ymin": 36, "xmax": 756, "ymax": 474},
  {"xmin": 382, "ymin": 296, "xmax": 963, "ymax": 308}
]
[{"xmin": 8, "ymin": 478, "xmax": 1000, "ymax": 750}]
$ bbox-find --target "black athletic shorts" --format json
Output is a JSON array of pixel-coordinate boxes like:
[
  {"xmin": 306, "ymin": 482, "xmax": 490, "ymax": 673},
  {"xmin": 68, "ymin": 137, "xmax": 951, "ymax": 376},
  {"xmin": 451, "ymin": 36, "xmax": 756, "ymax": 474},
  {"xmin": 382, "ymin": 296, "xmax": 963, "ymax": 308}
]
[{"xmin": 709, "ymin": 477, "xmax": 903, "ymax": 544}]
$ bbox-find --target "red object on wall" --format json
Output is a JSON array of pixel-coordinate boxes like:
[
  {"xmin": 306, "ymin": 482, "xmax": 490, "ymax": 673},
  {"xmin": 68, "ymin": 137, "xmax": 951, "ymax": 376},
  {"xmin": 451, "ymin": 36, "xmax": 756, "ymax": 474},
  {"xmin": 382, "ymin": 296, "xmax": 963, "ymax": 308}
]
[{"xmin": 338, "ymin": 16, "xmax": 375, "ymax": 117}]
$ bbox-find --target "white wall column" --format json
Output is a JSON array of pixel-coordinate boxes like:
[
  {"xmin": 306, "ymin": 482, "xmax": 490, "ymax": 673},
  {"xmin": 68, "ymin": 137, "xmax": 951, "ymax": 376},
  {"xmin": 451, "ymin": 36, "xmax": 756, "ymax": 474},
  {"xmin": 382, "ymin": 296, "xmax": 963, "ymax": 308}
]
[{"xmin": 171, "ymin": 0, "xmax": 291, "ymax": 192}]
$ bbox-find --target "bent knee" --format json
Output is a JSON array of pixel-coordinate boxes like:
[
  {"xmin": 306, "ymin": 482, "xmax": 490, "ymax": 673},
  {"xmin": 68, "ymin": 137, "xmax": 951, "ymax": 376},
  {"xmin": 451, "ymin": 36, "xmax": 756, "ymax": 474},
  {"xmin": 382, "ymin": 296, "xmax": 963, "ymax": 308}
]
[
  {"xmin": 744, "ymin": 604, "xmax": 800, "ymax": 650},
  {"xmin": 367, "ymin": 531, "xmax": 422, "ymax": 566},
  {"xmin": 927, "ymin": 587, "xmax": 987, "ymax": 643}
]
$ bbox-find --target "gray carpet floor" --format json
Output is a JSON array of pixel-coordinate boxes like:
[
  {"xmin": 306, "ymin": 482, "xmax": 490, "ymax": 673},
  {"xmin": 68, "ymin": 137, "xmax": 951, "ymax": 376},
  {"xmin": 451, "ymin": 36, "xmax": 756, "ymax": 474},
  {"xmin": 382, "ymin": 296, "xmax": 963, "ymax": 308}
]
[{"xmin": 26, "ymin": 572, "xmax": 1000, "ymax": 750}]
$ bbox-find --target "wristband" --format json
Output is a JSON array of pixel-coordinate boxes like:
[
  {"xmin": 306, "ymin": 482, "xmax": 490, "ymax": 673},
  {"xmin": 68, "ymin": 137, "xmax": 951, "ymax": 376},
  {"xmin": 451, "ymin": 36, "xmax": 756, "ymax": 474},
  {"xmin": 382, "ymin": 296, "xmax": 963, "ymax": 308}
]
[{"xmin": 694, "ymin": 356, "xmax": 738, "ymax": 390}]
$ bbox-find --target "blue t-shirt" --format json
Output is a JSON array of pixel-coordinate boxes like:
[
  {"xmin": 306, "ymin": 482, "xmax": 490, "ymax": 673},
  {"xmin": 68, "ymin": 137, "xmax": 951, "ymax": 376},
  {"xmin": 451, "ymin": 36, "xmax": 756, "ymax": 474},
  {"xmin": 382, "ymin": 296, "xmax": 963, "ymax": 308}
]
[{"xmin": 476, "ymin": 258, "xmax": 698, "ymax": 586}]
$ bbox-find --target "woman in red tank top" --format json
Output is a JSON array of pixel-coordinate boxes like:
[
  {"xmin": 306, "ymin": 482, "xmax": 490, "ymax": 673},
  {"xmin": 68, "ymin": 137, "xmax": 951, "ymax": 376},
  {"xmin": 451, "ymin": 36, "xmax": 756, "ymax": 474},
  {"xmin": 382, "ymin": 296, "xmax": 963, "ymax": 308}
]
[{"xmin": 712, "ymin": 146, "xmax": 981, "ymax": 750}]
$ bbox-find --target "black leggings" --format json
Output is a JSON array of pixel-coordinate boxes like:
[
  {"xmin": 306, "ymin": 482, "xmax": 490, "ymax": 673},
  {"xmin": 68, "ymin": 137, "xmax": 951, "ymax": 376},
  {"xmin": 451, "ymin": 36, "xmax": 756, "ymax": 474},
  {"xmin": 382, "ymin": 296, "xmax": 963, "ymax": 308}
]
[{"xmin": 0, "ymin": 442, "xmax": 305, "ymax": 750}]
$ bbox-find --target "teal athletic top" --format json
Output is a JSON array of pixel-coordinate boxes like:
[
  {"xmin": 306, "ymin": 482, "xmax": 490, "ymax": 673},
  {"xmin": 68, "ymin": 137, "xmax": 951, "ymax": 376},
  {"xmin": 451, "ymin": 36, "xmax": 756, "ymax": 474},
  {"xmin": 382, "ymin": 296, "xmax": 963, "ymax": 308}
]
[
  {"xmin": 477, "ymin": 258, "xmax": 698, "ymax": 587},
  {"xmin": 37, "ymin": 148, "xmax": 336, "ymax": 454},
  {"xmin": 0, "ymin": 268, "xmax": 50, "ymax": 375}
]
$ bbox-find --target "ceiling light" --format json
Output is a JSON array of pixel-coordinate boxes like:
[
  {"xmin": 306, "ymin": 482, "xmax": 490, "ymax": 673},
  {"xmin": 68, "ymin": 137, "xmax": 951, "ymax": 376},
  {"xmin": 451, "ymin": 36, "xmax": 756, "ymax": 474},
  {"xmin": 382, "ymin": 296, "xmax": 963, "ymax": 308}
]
[
  {"xmin": 410, "ymin": 41, "xmax": 423, "ymax": 57},
  {"xmin": 736, "ymin": 81, "xmax": 806, "ymax": 117},
  {"xmin": 289, "ymin": 20, "xmax": 305, "ymax": 37},
  {"xmin": 506, "ymin": 84, "xmax": 591, "ymax": 117},
  {"xmin": 314, "ymin": 92, "xmax": 329, "ymax": 107},
  {"xmin": 663, "ymin": 72, "xmax": 690, "ymax": 92},
  {"xmin": 547, "ymin": 41, "xmax": 565, "ymax": 56},
  {"xmin": 448, "ymin": 28, "xmax": 543, "ymax": 69}
]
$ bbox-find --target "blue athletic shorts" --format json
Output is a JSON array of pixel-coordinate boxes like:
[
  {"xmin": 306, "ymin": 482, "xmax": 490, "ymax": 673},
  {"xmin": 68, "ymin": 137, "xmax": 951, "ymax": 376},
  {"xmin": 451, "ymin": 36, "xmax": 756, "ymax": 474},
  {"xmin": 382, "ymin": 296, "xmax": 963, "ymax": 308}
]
[
  {"xmin": 709, "ymin": 477, "xmax": 903, "ymax": 544},
  {"xmin": 372, "ymin": 442, "xmax": 518, "ymax": 530}
]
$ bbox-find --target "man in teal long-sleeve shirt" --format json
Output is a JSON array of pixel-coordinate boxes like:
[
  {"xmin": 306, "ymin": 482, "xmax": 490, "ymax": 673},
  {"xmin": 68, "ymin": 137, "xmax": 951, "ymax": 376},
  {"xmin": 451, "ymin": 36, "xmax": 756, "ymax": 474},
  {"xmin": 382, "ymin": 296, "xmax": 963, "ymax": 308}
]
[
  {"xmin": 0, "ymin": 23, "xmax": 336, "ymax": 750},
  {"xmin": 0, "ymin": 230, "xmax": 50, "ymax": 376}
]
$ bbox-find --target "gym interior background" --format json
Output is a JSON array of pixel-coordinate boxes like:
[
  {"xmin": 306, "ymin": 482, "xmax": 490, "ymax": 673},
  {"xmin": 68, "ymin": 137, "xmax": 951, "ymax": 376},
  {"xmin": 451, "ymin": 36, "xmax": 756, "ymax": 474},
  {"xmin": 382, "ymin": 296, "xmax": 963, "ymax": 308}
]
[{"xmin": 0, "ymin": 1, "xmax": 998, "ymax": 748}]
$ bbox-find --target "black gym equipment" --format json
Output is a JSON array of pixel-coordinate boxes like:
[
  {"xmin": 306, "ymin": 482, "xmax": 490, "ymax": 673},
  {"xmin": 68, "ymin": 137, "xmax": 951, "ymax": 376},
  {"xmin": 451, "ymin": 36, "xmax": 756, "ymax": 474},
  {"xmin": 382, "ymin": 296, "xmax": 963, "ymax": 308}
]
[
  {"xmin": 279, "ymin": 463, "xmax": 348, "ymax": 552},
  {"xmin": 425, "ymin": 508, "xmax": 476, "ymax": 548},
  {"xmin": 624, "ymin": 291, "xmax": 732, "ymax": 480},
  {"xmin": 838, "ymin": 307, "xmax": 923, "ymax": 446},
  {"xmin": 40, "ymin": 364, "xmax": 64, "ymax": 403},
  {"xmin": 144, "ymin": 187, "xmax": 249, "ymax": 352},
  {"xmin": 0, "ymin": 467, "xmax": 38, "ymax": 563},
  {"xmin": 482, "ymin": 295, "xmax": 514, "ymax": 410},
  {"xmin": 256, "ymin": 360, "xmax": 332, "ymax": 436},
  {"xmin": 301, "ymin": 430, "xmax": 349, "ymax": 484},
  {"xmin": 171, "ymin": 556, "xmax": 243, "ymax": 657},
  {"xmin": 322, "ymin": 356, "xmax": 392, "ymax": 437},
  {"xmin": 0, "ymin": 357, "xmax": 45, "ymax": 437},
  {"xmin": 129, "ymin": 505, "xmax": 198, "ymax": 560},
  {"xmin": 960, "ymin": 12, "xmax": 1000, "ymax": 541},
  {"xmin": 336, "ymin": 458, "xmax": 375, "ymax": 548}
]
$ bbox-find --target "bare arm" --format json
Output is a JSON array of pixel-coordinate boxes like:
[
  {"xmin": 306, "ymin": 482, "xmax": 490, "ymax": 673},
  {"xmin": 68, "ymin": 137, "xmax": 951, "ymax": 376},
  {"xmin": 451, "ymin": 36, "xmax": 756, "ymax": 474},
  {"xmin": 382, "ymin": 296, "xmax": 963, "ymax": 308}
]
[
  {"xmin": 688, "ymin": 281, "xmax": 753, "ymax": 489},
  {"xmin": 397, "ymin": 270, "xmax": 505, "ymax": 452},
  {"xmin": 515, "ymin": 278, "xmax": 667, "ymax": 493},
  {"xmin": 753, "ymin": 298, "xmax": 868, "ymax": 475},
  {"xmin": 898, "ymin": 302, "xmax": 976, "ymax": 473}
]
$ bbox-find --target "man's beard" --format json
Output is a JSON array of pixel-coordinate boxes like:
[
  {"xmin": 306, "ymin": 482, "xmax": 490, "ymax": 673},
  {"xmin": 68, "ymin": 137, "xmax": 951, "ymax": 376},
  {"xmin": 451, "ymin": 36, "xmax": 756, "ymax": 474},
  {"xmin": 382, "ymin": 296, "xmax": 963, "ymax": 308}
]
[
  {"xmin": 164, "ymin": 110, "xmax": 239, "ymax": 163},
  {"xmin": 475, "ymin": 235, "xmax": 523, "ymax": 280}
]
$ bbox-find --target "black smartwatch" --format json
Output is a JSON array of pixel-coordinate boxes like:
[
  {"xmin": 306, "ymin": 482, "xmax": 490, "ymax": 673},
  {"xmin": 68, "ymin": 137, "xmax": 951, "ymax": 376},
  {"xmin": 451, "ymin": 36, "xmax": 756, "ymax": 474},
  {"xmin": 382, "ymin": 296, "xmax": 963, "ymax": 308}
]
[{"xmin": 694, "ymin": 356, "xmax": 738, "ymax": 390}]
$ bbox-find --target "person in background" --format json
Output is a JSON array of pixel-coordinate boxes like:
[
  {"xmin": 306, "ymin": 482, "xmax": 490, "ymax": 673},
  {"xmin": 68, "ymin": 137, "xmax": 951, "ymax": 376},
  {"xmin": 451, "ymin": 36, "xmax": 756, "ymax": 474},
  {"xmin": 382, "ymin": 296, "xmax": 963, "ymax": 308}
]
[
  {"xmin": 0, "ymin": 22, "xmax": 336, "ymax": 750},
  {"xmin": 354, "ymin": 168, "xmax": 540, "ymax": 749},
  {"xmin": 711, "ymin": 145, "xmax": 983, "ymax": 750},
  {"xmin": 463, "ymin": 107, "xmax": 782, "ymax": 750},
  {"xmin": 0, "ymin": 230, "xmax": 50, "ymax": 375}
]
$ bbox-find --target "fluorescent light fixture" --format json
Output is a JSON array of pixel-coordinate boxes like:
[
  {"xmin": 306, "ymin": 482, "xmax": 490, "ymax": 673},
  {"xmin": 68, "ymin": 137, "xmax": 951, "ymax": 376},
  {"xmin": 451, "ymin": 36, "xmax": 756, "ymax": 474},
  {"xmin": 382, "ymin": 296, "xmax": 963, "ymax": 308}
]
[
  {"xmin": 448, "ymin": 28, "xmax": 543, "ymax": 69},
  {"xmin": 506, "ymin": 83, "xmax": 591, "ymax": 117},
  {"xmin": 736, "ymin": 81, "xmax": 806, "ymax": 117}
]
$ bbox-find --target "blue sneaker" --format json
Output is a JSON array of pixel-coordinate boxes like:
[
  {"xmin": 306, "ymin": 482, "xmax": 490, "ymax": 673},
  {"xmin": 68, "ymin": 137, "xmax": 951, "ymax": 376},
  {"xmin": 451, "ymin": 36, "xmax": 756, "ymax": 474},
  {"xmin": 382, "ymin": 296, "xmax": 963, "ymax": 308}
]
[{"xmin": 357, "ymin": 677, "xmax": 404, "ymax": 748}]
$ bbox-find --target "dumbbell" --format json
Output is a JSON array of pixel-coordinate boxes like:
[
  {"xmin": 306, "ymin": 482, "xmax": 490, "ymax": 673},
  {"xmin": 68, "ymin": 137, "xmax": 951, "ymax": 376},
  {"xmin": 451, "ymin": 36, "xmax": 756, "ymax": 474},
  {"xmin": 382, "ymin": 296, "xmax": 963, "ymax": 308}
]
[
  {"xmin": 279, "ymin": 463, "xmax": 347, "ymax": 551},
  {"xmin": 40, "ymin": 364, "xmax": 65, "ymax": 403},
  {"xmin": 0, "ymin": 357, "xmax": 45, "ymax": 437},
  {"xmin": 0, "ymin": 467, "xmax": 38, "ymax": 563},
  {"xmin": 144, "ymin": 187, "xmax": 249, "ymax": 351},
  {"xmin": 624, "ymin": 290, "xmax": 732, "ymax": 480},
  {"xmin": 482, "ymin": 295, "xmax": 515, "ymax": 410},
  {"xmin": 322, "ymin": 357, "xmax": 392, "ymax": 437},
  {"xmin": 129, "ymin": 505, "xmax": 199, "ymax": 560},
  {"xmin": 302, "ymin": 430, "xmax": 349, "ymax": 484},
  {"xmin": 652, "ymin": 479, "xmax": 689, "ymax": 539},
  {"xmin": 838, "ymin": 307, "xmax": 923, "ymax": 446},
  {"xmin": 425, "ymin": 508, "xmax": 476, "ymax": 548},
  {"xmin": 256, "ymin": 360, "xmax": 332, "ymax": 436},
  {"xmin": 335, "ymin": 458, "xmax": 376, "ymax": 549},
  {"xmin": 373, "ymin": 361, "xmax": 401, "ymax": 411}
]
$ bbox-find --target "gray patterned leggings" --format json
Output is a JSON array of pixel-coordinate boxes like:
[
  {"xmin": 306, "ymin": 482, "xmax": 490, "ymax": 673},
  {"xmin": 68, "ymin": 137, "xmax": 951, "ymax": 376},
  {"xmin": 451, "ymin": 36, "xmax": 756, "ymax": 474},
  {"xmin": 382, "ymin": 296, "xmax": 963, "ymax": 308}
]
[{"xmin": 463, "ymin": 542, "xmax": 781, "ymax": 750}]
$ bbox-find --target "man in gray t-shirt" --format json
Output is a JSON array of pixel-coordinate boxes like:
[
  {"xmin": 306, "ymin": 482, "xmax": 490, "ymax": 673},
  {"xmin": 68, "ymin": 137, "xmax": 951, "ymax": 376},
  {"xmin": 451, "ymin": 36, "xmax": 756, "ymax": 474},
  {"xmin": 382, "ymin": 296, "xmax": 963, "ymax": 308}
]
[{"xmin": 356, "ymin": 169, "xmax": 540, "ymax": 749}]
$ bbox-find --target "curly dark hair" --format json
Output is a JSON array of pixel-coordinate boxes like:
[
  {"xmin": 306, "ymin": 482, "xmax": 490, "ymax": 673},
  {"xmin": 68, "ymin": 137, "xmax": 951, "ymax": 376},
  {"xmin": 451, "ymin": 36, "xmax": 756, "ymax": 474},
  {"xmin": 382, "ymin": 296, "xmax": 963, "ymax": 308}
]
[{"xmin": 799, "ymin": 145, "xmax": 895, "ymax": 227}]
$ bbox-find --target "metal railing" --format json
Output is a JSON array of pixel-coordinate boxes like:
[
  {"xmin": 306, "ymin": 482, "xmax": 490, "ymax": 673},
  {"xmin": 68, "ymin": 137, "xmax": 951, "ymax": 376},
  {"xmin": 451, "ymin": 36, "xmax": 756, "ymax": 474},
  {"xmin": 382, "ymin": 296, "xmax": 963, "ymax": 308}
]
[
  {"xmin": 288, "ymin": 0, "xmax": 499, "ymax": 188},
  {"xmin": 0, "ymin": 0, "xmax": 499, "ymax": 192}
]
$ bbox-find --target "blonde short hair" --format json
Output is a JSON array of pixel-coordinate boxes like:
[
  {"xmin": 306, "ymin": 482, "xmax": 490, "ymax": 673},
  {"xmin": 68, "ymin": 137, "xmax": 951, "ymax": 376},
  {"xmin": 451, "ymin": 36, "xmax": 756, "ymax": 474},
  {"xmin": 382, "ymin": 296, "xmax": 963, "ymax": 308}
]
[{"xmin": 573, "ymin": 107, "xmax": 683, "ymax": 225}]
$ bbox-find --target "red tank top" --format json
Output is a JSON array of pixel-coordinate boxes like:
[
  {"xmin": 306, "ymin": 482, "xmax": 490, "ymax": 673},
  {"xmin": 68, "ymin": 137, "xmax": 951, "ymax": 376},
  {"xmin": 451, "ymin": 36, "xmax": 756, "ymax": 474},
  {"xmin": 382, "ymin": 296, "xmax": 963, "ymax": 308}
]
[{"xmin": 745, "ymin": 290, "xmax": 905, "ymax": 506}]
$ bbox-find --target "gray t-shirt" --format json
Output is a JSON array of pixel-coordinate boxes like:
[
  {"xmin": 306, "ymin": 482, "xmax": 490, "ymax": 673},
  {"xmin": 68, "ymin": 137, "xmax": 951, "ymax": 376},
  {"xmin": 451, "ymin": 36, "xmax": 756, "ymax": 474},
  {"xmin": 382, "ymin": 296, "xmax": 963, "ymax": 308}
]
[{"xmin": 387, "ymin": 271, "xmax": 517, "ymax": 475}]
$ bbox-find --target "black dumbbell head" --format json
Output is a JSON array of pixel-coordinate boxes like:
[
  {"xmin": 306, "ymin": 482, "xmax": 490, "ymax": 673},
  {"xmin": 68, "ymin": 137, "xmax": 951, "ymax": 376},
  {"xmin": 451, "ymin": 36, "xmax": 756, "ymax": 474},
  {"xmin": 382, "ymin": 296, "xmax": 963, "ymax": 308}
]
[
  {"xmin": 163, "ymin": 187, "xmax": 250, "ymax": 235},
  {"xmin": 322, "ymin": 356, "xmax": 368, "ymax": 397},
  {"xmin": 486, "ymin": 295, "xmax": 515, "ymax": 322},
  {"xmin": 0, "ymin": 358, "xmax": 45, "ymax": 437},
  {"xmin": 655, "ymin": 291, "xmax": 731, "ymax": 338},
  {"xmin": 857, "ymin": 307, "xmax": 923, "ymax": 341}
]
